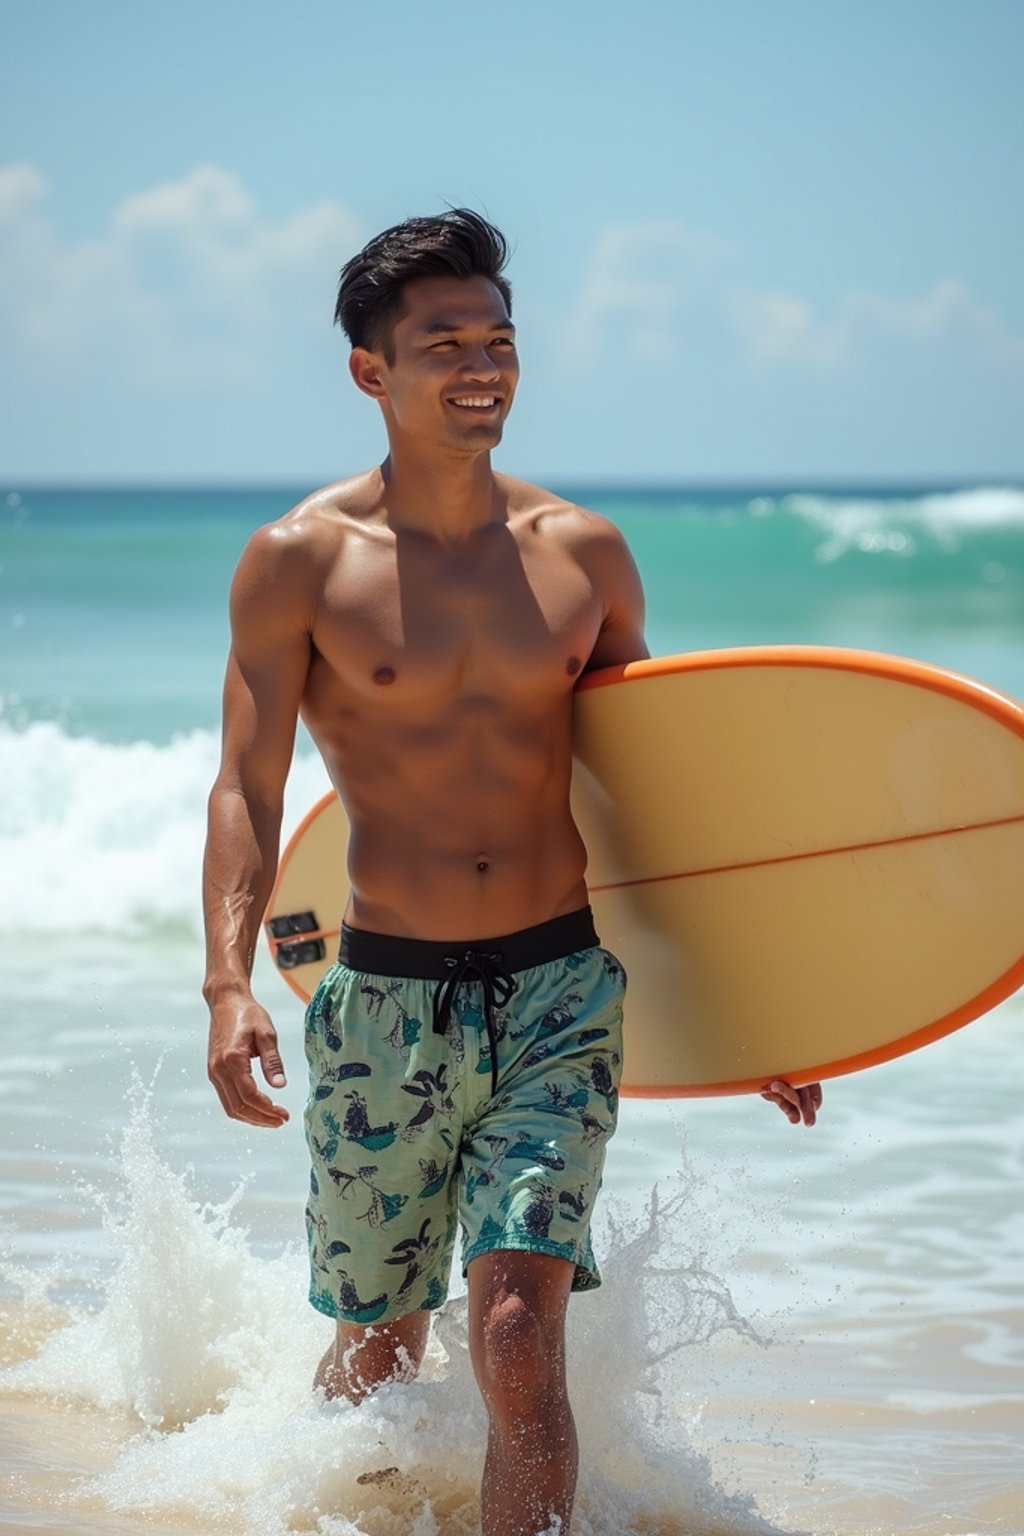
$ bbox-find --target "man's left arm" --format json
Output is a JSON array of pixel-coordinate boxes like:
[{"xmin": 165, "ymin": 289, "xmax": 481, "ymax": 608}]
[
  {"xmin": 578, "ymin": 510, "xmax": 823, "ymax": 1129},
  {"xmin": 578, "ymin": 513, "xmax": 650, "ymax": 673}
]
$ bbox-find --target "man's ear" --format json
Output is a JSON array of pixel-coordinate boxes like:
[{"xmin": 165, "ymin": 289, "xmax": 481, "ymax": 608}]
[{"xmin": 349, "ymin": 348, "xmax": 387, "ymax": 400}]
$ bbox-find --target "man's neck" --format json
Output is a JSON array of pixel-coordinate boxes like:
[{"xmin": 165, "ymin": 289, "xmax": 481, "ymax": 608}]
[{"xmin": 378, "ymin": 447, "xmax": 504, "ymax": 546}]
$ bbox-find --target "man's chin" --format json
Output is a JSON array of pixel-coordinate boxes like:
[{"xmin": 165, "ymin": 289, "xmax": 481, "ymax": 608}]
[{"xmin": 445, "ymin": 422, "xmax": 505, "ymax": 453}]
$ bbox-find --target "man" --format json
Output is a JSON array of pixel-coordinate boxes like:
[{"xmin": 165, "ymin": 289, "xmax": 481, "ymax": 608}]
[{"xmin": 203, "ymin": 209, "xmax": 821, "ymax": 1536}]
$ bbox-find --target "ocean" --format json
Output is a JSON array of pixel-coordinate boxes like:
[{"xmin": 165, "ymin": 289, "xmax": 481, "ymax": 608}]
[{"xmin": 1, "ymin": 481, "xmax": 1022, "ymax": 1536}]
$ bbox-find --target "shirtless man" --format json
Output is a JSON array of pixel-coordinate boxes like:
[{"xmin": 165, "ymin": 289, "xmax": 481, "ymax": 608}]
[{"xmin": 203, "ymin": 209, "xmax": 822, "ymax": 1536}]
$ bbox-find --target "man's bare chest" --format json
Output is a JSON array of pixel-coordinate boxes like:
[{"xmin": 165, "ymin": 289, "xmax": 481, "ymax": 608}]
[{"xmin": 308, "ymin": 529, "xmax": 604, "ymax": 708}]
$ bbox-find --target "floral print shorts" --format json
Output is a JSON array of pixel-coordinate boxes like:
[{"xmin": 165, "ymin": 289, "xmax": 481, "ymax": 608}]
[{"xmin": 302, "ymin": 908, "xmax": 626, "ymax": 1325}]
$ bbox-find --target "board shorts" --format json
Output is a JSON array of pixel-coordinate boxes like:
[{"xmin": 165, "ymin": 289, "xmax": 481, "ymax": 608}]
[{"xmin": 302, "ymin": 906, "xmax": 627, "ymax": 1326}]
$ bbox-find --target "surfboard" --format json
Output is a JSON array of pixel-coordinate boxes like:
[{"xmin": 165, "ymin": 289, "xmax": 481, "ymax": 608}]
[{"xmin": 265, "ymin": 646, "xmax": 1024, "ymax": 1097}]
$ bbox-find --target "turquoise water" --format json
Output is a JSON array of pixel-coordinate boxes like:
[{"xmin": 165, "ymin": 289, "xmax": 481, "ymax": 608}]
[{"xmin": 1, "ymin": 480, "xmax": 1022, "ymax": 1535}]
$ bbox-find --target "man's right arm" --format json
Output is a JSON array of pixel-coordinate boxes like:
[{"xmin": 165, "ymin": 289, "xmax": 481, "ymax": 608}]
[{"xmin": 203, "ymin": 520, "xmax": 316, "ymax": 1128}]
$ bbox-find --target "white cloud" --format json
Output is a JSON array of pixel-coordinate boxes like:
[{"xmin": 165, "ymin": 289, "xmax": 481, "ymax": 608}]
[
  {"xmin": 113, "ymin": 164, "xmax": 257, "ymax": 237},
  {"xmin": 0, "ymin": 164, "xmax": 363, "ymax": 384},
  {"xmin": 734, "ymin": 275, "xmax": 1024, "ymax": 371},
  {"xmin": 846, "ymin": 278, "xmax": 1024, "ymax": 365},
  {"xmin": 0, "ymin": 163, "xmax": 48, "ymax": 217},
  {"xmin": 561, "ymin": 220, "xmax": 740, "ymax": 366},
  {"xmin": 727, "ymin": 287, "xmax": 848, "ymax": 369},
  {"xmin": 561, "ymin": 218, "xmax": 1024, "ymax": 376}
]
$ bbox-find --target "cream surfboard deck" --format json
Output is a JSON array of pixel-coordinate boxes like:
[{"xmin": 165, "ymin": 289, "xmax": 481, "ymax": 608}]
[{"xmin": 265, "ymin": 646, "xmax": 1024, "ymax": 1097}]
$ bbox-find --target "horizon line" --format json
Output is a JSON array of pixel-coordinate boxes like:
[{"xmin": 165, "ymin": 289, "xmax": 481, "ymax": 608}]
[{"xmin": 4, "ymin": 472, "xmax": 1023, "ymax": 495}]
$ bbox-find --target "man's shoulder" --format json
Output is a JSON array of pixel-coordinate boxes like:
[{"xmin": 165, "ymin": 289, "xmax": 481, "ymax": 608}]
[
  {"xmin": 240, "ymin": 472, "xmax": 380, "ymax": 565},
  {"xmin": 273, "ymin": 470, "xmax": 382, "ymax": 538},
  {"xmin": 500, "ymin": 475, "xmax": 625, "ymax": 549}
]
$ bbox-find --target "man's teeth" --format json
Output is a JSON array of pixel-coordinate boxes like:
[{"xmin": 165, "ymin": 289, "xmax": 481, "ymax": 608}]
[{"xmin": 451, "ymin": 397, "xmax": 497, "ymax": 408}]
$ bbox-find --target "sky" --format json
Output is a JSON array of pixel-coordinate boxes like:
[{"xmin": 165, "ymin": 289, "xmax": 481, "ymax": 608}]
[{"xmin": 1, "ymin": 0, "xmax": 1022, "ymax": 485}]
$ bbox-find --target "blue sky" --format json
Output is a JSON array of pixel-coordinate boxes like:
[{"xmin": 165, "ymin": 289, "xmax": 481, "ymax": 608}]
[{"xmin": 2, "ymin": 0, "xmax": 1022, "ymax": 483}]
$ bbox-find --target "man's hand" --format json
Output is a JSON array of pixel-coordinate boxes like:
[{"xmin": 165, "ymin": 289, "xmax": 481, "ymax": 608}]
[
  {"xmin": 760, "ymin": 1079, "xmax": 822, "ymax": 1127},
  {"xmin": 207, "ymin": 995, "xmax": 290, "ymax": 1128}
]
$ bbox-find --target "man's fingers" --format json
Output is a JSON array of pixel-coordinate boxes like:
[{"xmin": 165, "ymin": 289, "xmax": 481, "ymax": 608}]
[
  {"xmin": 760, "ymin": 1087, "xmax": 790, "ymax": 1119},
  {"xmin": 235, "ymin": 1061, "xmax": 290, "ymax": 1124},
  {"xmin": 212, "ymin": 1053, "xmax": 289, "ymax": 1127},
  {"xmin": 762, "ymin": 1079, "xmax": 820, "ymax": 1126},
  {"xmin": 797, "ymin": 1085, "xmax": 818, "ymax": 1126},
  {"xmin": 259, "ymin": 1041, "xmax": 287, "ymax": 1090},
  {"xmin": 209, "ymin": 1072, "xmax": 235, "ymax": 1122},
  {"xmin": 762, "ymin": 1083, "xmax": 801, "ymax": 1123}
]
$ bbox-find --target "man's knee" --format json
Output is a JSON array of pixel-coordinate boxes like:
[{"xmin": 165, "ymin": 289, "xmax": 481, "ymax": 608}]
[
  {"xmin": 478, "ymin": 1291, "xmax": 553, "ymax": 1410},
  {"xmin": 469, "ymin": 1255, "xmax": 572, "ymax": 1423}
]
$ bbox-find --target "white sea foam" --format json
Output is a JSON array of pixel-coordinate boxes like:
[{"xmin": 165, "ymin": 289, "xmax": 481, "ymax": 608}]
[
  {"xmin": 0, "ymin": 719, "xmax": 331, "ymax": 937},
  {"xmin": 778, "ymin": 484, "xmax": 1024, "ymax": 562},
  {"xmin": 1, "ymin": 1081, "xmax": 784, "ymax": 1536}
]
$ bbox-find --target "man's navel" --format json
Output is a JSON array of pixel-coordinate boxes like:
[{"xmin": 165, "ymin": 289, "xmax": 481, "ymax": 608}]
[{"xmin": 476, "ymin": 855, "xmax": 490, "ymax": 874}]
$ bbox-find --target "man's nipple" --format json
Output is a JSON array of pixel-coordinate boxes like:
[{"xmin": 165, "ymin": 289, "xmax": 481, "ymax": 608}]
[
  {"xmin": 373, "ymin": 665, "xmax": 397, "ymax": 686},
  {"xmin": 566, "ymin": 655, "xmax": 581, "ymax": 677}
]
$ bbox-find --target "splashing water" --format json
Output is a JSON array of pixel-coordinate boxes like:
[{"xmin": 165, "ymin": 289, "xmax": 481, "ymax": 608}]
[{"xmin": 0, "ymin": 1079, "xmax": 792, "ymax": 1536}]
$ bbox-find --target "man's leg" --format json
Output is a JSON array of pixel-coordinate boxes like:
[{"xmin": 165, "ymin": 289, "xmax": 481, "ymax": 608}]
[
  {"xmin": 315, "ymin": 1309, "xmax": 432, "ymax": 1404},
  {"xmin": 468, "ymin": 1250, "xmax": 577, "ymax": 1536}
]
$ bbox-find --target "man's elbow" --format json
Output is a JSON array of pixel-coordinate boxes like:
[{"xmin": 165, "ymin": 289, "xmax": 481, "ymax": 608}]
[{"xmin": 207, "ymin": 774, "xmax": 284, "ymax": 827}]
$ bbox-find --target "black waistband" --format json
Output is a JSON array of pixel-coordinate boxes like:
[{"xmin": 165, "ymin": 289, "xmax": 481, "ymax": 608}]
[{"xmin": 339, "ymin": 906, "xmax": 599, "ymax": 979}]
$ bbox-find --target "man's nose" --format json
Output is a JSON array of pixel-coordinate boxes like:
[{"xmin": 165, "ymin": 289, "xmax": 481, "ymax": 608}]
[{"xmin": 461, "ymin": 347, "xmax": 502, "ymax": 381}]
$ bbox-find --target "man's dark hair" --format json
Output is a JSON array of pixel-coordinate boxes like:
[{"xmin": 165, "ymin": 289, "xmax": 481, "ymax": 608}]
[{"xmin": 334, "ymin": 209, "xmax": 512, "ymax": 361}]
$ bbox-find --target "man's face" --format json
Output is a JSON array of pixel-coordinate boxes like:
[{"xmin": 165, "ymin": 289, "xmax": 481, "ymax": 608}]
[{"xmin": 361, "ymin": 274, "xmax": 519, "ymax": 454}]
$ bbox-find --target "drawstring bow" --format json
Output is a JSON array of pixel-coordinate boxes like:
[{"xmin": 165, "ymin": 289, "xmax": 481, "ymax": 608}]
[{"xmin": 433, "ymin": 950, "xmax": 517, "ymax": 1097}]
